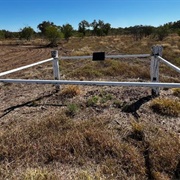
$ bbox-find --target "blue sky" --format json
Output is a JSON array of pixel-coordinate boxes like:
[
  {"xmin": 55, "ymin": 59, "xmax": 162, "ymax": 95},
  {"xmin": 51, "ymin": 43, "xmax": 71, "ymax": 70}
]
[{"xmin": 0, "ymin": 0, "xmax": 180, "ymax": 32}]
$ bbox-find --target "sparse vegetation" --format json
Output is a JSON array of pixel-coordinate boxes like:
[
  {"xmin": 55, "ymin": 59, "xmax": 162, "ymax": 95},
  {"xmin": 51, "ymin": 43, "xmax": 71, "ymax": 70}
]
[
  {"xmin": 0, "ymin": 111, "xmax": 179, "ymax": 179},
  {"xmin": 67, "ymin": 59, "xmax": 150, "ymax": 80},
  {"xmin": 0, "ymin": 32, "xmax": 180, "ymax": 179}
]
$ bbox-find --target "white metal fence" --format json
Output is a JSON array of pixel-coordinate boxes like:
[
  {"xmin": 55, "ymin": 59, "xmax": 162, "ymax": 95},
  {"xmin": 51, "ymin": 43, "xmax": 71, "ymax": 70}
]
[{"xmin": 0, "ymin": 46, "xmax": 180, "ymax": 96}]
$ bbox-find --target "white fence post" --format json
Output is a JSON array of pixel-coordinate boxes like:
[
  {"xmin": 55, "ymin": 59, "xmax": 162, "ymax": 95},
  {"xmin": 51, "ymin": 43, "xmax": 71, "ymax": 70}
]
[
  {"xmin": 151, "ymin": 45, "xmax": 163, "ymax": 96},
  {"xmin": 51, "ymin": 50, "xmax": 60, "ymax": 91}
]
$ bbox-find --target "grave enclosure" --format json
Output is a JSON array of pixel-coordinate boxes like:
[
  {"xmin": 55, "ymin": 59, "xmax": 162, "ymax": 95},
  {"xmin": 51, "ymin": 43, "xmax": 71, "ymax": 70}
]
[{"xmin": 0, "ymin": 45, "xmax": 180, "ymax": 97}]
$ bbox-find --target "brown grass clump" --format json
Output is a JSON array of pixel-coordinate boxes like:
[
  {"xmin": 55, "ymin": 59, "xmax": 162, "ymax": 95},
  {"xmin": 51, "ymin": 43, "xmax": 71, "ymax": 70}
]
[
  {"xmin": 150, "ymin": 98, "xmax": 180, "ymax": 117},
  {"xmin": 60, "ymin": 85, "xmax": 81, "ymax": 98},
  {"xmin": 172, "ymin": 88, "xmax": 180, "ymax": 97},
  {"xmin": 22, "ymin": 168, "xmax": 58, "ymax": 180}
]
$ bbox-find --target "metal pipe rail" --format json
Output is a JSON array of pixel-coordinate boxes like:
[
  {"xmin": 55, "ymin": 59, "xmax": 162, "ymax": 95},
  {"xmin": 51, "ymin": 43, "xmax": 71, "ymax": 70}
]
[
  {"xmin": 158, "ymin": 56, "xmax": 180, "ymax": 74},
  {"xmin": 0, "ymin": 79, "xmax": 180, "ymax": 88},
  {"xmin": 0, "ymin": 54, "xmax": 150, "ymax": 77},
  {"xmin": 0, "ymin": 58, "xmax": 54, "ymax": 77},
  {"xmin": 61, "ymin": 54, "xmax": 151, "ymax": 60}
]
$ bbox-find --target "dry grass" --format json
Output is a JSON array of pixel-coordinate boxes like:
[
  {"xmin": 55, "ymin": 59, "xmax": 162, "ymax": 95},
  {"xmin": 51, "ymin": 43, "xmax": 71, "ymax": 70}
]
[
  {"xmin": 0, "ymin": 112, "xmax": 179, "ymax": 179},
  {"xmin": 150, "ymin": 98, "xmax": 180, "ymax": 117},
  {"xmin": 65, "ymin": 59, "xmax": 150, "ymax": 80},
  {"xmin": 60, "ymin": 85, "xmax": 81, "ymax": 98},
  {"xmin": 0, "ymin": 114, "xmax": 146, "ymax": 179},
  {"xmin": 0, "ymin": 34, "xmax": 180, "ymax": 179},
  {"xmin": 22, "ymin": 168, "xmax": 58, "ymax": 180},
  {"xmin": 148, "ymin": 129, "xmax": 180, "ymax": 179},
  {"xmin": 172, "ymin": 88, "xmax": 180, "ymax": 97}
]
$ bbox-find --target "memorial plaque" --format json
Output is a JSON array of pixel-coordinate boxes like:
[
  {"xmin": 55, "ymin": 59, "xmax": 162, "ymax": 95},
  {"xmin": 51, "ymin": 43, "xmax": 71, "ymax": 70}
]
[{"xmin": 92, "ymin": 52, "xmax": 105, "ymax": 61}]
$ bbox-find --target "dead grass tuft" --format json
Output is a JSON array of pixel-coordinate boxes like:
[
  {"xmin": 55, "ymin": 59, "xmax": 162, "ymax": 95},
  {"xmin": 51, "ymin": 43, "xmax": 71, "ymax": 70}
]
[
  {"xmin": 172, "ymin": 88, "xmax": 180, "ymax": 97},
  {"xmin": 60, "ymin": 85, "xmax": 81, "ymax": 98},
  {"xmin": 150, "ymin": 98, "xmax": 180, "ymax": 117},
  {"xmin": 22, "ymin": 167, "xmax": 57, "ymax": 180}
]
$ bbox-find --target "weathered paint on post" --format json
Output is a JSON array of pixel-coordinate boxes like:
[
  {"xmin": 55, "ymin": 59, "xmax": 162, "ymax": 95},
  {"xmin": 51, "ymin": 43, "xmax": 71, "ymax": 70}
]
[
  {"xmin": 51, "ymin": 50, "xmax": 60, "ymax": 91},
  {"xmin": 151, "ymin": 45, "xmax": 163, "ymax": 96}
]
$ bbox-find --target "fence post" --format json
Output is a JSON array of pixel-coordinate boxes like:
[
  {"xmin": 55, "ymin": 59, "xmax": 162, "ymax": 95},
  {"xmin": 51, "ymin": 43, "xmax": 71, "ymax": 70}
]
[
  {"xmin": 51, "ymin": 50, "xmax": 60, "ymax": 91},
  {"xmin": 151, "ymin": 45, "xmax": 163, "ymax": 96}
]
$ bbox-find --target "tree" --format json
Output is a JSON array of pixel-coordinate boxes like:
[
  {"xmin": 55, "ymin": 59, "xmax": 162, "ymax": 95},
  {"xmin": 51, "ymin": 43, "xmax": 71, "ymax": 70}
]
[
  {"xmin": 142, "ymin": 26, "xmax": 154, "ymax": 37},
  {"xmin": 102, "ymin": 23, "xmax": 111, "ymax": 35},
  {"xmin": 78, "ymin": 20, "xmax": 89, "ymax": 37},
  {"xmin": 20, "ymin": 26, "xmax": 34, "ymax": 41},
  {"xmin": 155, "ymin": 25, "xmax": 169, "ymax": 41},
  {"xmin": 172, "ymin": 20, "xmax": 180, "ymax": 29},
  {"xmin": 0, "ymin": 30, "xmax": 5, "ymax": 39},
  {"xmin": 61, "ymin": 23, "xmax": 73, "ymax": 40},
  {"xmin": 44, "ymin": 25, "xmax": 63, "ymax": 47},
  {"xmin": 90, "ymin": 20, "xmax": 111, "ymax": 36},
  {"xmin": 37, "ymin": 21, "xmax": 55, "ymax": 36},
  {"xmin": 91, "ymin": 20, "xmax": 98, "ymax": 36}
]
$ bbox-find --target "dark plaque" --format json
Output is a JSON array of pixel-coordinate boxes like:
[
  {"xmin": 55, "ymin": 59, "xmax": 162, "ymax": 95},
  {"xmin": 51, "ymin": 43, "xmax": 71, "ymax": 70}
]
[{"xmin": 92, "ymin": 52, "xmax": 105, "ymax": 61}]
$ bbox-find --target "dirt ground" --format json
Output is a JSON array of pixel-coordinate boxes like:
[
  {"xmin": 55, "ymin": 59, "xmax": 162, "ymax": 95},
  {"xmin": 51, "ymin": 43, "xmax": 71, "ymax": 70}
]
[{"xmin": 0, "ymin": 45, "xmax": 179, "ymax": 135}]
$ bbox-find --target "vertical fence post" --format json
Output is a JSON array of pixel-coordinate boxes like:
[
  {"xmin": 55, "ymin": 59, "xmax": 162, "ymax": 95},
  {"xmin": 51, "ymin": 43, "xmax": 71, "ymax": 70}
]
[
  {"xmin": 151, "ymin": 45, "xmax": 163, "ymax": 96},
  {"xmin": 51, "ymin": 50, "xmax": 60, "ymax": 91}
]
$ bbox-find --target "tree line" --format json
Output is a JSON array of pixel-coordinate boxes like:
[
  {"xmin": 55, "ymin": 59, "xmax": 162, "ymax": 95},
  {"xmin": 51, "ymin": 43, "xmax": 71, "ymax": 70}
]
[{"xmin": 0, "ymin": 19, "xmax": 180, "ymax": 46}]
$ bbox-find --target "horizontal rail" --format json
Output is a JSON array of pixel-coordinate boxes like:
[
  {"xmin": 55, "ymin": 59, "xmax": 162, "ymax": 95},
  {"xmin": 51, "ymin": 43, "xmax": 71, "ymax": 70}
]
[
  {"xmin": 0, "ymin": 79, "xmax": 180, "ymax": 88},
  {"xmin": 158, "ymin": 56, "xmax": 180, "ymax": 73},
  {"xmin": 0, "ymin": 54, "xmax": 151, "ymax": 77},
  {"xmin": 61, "ymin": 54, "xmax": 150, "ymax": 60},
  {"xmin": 0, "ymin": 58, "xmax": 54, "ymax": 77}
]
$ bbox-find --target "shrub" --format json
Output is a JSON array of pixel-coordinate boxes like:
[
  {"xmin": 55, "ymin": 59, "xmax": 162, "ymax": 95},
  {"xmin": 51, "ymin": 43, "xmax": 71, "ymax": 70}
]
[{"xmin": 44, "ymin": 26, "xmax": 63, "ymax": 47}]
